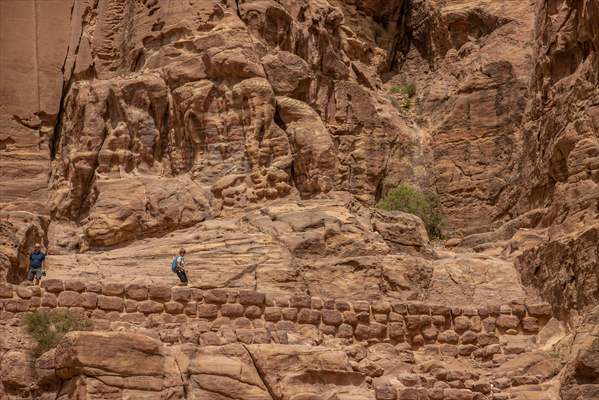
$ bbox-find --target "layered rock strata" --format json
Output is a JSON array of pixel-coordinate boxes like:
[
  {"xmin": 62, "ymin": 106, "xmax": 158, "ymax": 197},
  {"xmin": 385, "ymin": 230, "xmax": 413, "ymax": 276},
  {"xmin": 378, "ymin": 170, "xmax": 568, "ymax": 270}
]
[{"xmin": 1, "ymin": 0, "xmax": 598, "ymax": 399}]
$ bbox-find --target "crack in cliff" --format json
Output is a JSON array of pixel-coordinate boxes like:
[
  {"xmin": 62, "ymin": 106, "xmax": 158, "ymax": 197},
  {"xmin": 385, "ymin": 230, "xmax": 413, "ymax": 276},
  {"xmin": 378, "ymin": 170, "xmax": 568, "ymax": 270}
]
[
  {"xmin": 221, "ymin": 262, "xmax": 260, "ymax": 288},
  {"xmin": 241, "ymin": 344, "xmax": 278, "ymax": 400},
  {"xmin": 447, "ymin": 269, "xmax": 460, "ymax": 285},
  {"xmin": 387, "ymin": 0, "xmax": 412, "ymax": 72},
  {"xmin": 49, "ymin": 91, "xmax": 65, "ymax": 160},
  {"xmin": 172, "ymin": 355, "xmax": 189, "ymax": 399},
  {"xmin": 49, "ymin": 3, "xmax": 76, "ymax": 160},
  {"xmin": 194, "ymin": 372, "xmax": 272, "ymax": 391},
  {"xmin": 52, "ymin": 1, "xmax": 80, "ymax": 154},
  {"xmin": 273, "ymin": 108, "xmax": 300, "ymax": 192},
  {"xmin": 545, "ymin": 6, "xmax": 574, "ymax": 57},
  {"xmin": 76, "ymin": 90, "xmax": 112, "ymax": 223},
  {"xmin": 234, "ymin": 0, "xmax": 242, "ymax": 19},
  {"xmin": 53, "ymin": 379, "xmax": 64, "ymax": 400},
  {"xmin": 51, "ymin": 1, "xmax": 101, "ymax": 162},
  {"xmin": 374, "ymin": 134, "xmax": 400, "ymax": 202}
]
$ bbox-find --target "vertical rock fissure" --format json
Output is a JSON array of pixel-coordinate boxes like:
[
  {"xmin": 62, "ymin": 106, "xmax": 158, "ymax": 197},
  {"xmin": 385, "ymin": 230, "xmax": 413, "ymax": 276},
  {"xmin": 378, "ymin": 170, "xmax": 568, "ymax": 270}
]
[
  {"xmin": 374, "ymin": 134, "xmax": 400, "ymax": 202},
  {"xmin": 387, "ymin": 0, "xmax": 413, "ymax": 73},
  {"xmin": 50, "ymin": 0, "xmax": 85, "ymax": 161},
  {"xmin": 33, "ymin": 0, "xmax": 41, "ymax": 113},
  {"xmin": 172, "ymin": 356, "xmax": 189, "ymax": 399},
  {"xmin": 76, "ymin": 92, "xmax": 112, "ymax": 223},
  {"xmin": 50, "ymin": 89, "xmax": 66, "ymax": 161},
  {"xmin": 374, "ymin": 176, "xmax": 384, "ymax": 203},
  {"xmin": 273, "ymin": 109, "xmax": 299, "ymax": 192},
  {"xmin": 53, "ymin": 379, "xmax": 64, "ymax": 400},
  {"xmin": 234, "ymin": 0, "xmax": 242, "ymax": 19},
  {"xmin": 241, "ymin": 344, "xmax": 278, "ymax": 400}
]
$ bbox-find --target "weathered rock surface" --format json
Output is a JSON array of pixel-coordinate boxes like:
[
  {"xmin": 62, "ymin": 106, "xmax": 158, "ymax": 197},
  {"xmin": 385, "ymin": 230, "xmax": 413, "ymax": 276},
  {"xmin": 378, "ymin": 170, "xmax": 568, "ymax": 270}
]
[
  {"xmin": 174, "ymin": 343, "xmax": 272, "ymax": 399},
  {"xmin": 0, "ymin": 212, "xmax": 48, "ymax": 283},
  {"xmin": 516, "ymin": 226, "xmax": 599, "ymax": 318},
  {"xmin": 246, "ymin": 344, "xmax": 370, "ymax": 399},
  {"xmin": 394, "ymin": 0, "xmax": 536, "ymax": 236},
  {"xmin": 35, "ymin": 197, "xmax": 538, "ymax": 306},
  {"xmin": 1, "ymin": 0, "xmax": 598, "ymax": 399},
  {"xmin": 0, "ymin": 324, "xmax": 570, "ymax": 400},
  {"xmin": 0, "ymin": 0, "xmax": 427, "ymax": 254},
  {"xmin": 424, "ymin": 251, "xmax": 533, "ymax": 306},
  {"xmin": 559, "ymin": 306, "xmax": 599, "ymax": 400},
  {"xmin": 512, "ymin": 0, "xmax": 599, "ymax": 232}
]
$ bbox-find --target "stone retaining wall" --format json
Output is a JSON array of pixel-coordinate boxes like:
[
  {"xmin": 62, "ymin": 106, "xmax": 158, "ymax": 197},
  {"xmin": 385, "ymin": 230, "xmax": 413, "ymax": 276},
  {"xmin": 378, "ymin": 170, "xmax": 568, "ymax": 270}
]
[{"xmin": 0, "ymin": 279, "xmax": 552, "ymax": 358}]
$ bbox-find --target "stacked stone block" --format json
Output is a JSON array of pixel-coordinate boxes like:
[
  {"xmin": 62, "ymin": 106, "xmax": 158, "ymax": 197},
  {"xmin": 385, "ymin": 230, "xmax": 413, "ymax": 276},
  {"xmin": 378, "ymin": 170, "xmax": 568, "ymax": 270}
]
[{"xmin": 0, "ymin": 280, "xmax": 552, "ymax": 355}]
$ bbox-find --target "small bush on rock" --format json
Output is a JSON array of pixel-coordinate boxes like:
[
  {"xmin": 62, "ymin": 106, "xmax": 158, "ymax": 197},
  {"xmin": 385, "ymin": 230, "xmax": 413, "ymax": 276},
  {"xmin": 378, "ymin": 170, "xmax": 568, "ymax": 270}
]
[
  {"xmin": 377, "ymin": 184, "xmax": 444, "ymax": 239},
  {"xmin": 389, "ymin": 83, "xmax": 416, "ymax": 98},
  {"xmin": 389, "ymin": 84, "xmax": 416, "ymax": 112},
  {"xmin": 24, "ymin": 309, "xmax": 92, "ymax": 354}
]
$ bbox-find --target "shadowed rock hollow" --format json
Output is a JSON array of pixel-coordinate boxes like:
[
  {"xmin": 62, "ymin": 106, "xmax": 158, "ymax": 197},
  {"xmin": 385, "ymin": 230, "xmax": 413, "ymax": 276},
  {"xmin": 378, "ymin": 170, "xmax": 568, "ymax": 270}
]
[{"xmin": 1, "ymin": 0, "xmax": 598, "ymax": 399}]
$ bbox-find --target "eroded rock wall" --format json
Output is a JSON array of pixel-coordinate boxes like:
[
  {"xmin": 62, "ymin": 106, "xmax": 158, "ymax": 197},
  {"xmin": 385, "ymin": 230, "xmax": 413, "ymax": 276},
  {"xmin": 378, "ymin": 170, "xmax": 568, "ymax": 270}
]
[
  {"xmin": 394, "ymin": 0, "xmax": 536, "ymax": 236},
  {"xmin": 1, "ymin": 1, "xmax": 599, "ymax": 399},
  {"xmin": 1, "ymin": 1, "xmax": 596, "ymax": 249},
  {"xmin": 515, "ymin": 0, "xmax": 599, "ymax": 229},
  {"xmin": 0, "ymin": 289, "xmax": 560, "ymax": 400},
  {"xmin": 25, "ymin": 0, "xmax": 428, "ymax": 253},
  {"xmin": 558, "ymin": 305, "xmax": 599, "ymax": 400},
  {"xmin": 510, "ymin": 0, "xmax": 599, "ymax": 318}
]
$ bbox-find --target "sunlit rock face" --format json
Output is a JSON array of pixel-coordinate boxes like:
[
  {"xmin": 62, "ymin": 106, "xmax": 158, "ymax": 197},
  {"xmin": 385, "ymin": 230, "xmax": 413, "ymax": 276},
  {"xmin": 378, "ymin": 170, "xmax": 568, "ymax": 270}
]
[
  {"xmin": 1, "ymin": 0, "xmax": 426, "ymax": 253},
  {"xmin": 1, "ymin": 1, "xmax": 598, "ymax": 399}
]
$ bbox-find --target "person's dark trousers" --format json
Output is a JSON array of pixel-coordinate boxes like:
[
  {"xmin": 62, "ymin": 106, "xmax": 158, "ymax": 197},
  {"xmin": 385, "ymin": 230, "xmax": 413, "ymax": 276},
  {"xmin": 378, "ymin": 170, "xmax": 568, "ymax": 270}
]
[
  {"xmin": 175, "ymin": 269, "xmax": 188, "ymax": 283},
  {"xmin": 27, "ymin": 267, "xmax": 43, "ymax": 281}
]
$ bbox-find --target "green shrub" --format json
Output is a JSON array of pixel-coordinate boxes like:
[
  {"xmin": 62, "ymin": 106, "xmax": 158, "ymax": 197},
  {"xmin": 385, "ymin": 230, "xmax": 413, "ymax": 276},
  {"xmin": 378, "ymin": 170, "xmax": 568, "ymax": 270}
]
[
  {"xmin": 389, "ymin": 83, "xmax": 416, "ymax": 98},
  {"xmin": 23, "ymin": 309, "xmax": 92, "ymax": 354},
  {"xmin": 389, "ymin": 84, "xmax": 416, "ymax": 113},
  {"xmin": 377, "ymin": 184, "xmax": 444, "ymax": 239}
]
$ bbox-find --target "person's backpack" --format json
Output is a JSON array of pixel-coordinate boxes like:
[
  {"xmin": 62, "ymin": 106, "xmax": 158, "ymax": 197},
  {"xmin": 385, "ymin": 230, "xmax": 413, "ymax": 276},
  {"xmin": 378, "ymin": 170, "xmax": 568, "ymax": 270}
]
[{"xmin": 171, "ymin": 256, "xmax": 179, "ymax": 272}]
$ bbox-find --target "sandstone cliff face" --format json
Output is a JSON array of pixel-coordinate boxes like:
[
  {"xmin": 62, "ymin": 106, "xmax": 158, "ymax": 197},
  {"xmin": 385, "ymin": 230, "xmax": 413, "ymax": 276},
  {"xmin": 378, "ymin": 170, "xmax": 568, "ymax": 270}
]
[
  {"xmin": 559, "ymin": 306, "xmax": 599, "ymax": 400},
  {"xmin": 512, "ymin": 0, "xmax": 599, "ymax": 319},
  {"xmin": 0, "ymin": 0, "xmax": 71, "ymax": 215},
  {"xmin": 1, "ymin": 1, "xmax": 596, "ymax": 243},
  {"xmin": 1, "ymin": 0, "xmax": 599, "ymax": 399},
  {"xmin": 519, "ymin": 0, "xmax": 599, "ymax": 226},
  {"xmin": 10, "ymin": 0, "xmax": 425, "ymax": 252},
  {"xmin": 397, "ymin": 0, "xmax": 536, "ymax": 236}
]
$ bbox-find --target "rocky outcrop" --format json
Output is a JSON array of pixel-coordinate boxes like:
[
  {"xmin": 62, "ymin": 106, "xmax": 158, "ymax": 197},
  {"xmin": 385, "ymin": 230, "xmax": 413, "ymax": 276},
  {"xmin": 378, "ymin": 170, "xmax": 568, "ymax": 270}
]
[
  {"xmin": 0, "ymin": 0, "xmax": 428, "ymax": 251},
  {"xmin": 1, "ymin": 308, "xmax": 569, "ymax": 399},
  {"xmin": 0, "ymin": 1, "xmax": 595, "ymax": 245},
  {"xmin": 395, "ymin": 0, "xmax": 535, "ymax": 236},
  {"xmin": 1, "ymin": 1, "xmax": 599, "ymax": 399},
  {"xmin": 32, "ymin": 197, "xmax": 540, "ymax": 306},
  {"xmin": 559, "ymin": 306, "xmax": 599, "ymax": 400},
  {"xmin": 513, "ymin": 0, "xmax": 599, "ymax": 233},
  {"xmin": 0, "ymin": 212, "xmax": 48, "ymax": 283},
  {"xmin": 54, "ymin": 331, "xmax": 184, "ymax": 399},
  {"xmin": 516, "ymin": 226, "xmax": 599, "ymax": 318},
  {"xmin": 489, "ymin": 0, "xmax": 599, "ymax": 324}
]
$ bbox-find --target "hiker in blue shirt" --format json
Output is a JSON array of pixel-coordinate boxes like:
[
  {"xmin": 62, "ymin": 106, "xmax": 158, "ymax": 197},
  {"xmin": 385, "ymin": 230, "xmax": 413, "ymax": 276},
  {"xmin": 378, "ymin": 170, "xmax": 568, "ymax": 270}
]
[
  {"xmin": 27, "ymin": 243, "xmax": 46, "ymax": 285},
  {"xmin": 172, "ymin": 248, "xmax": 189, "ymax": 286}
]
